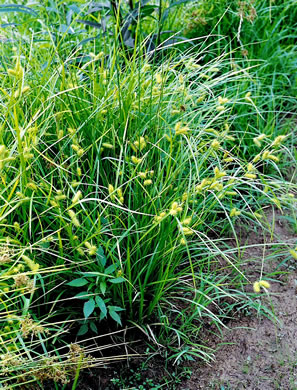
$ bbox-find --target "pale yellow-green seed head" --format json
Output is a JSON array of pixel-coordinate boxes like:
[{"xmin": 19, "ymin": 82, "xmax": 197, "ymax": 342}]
[
  {"xmin": 247, "ymin": 163, "xmax": 255, "ymax": 172},
  {"xmin": 259, "ymin": 280, "xmax": 270, "ymax": 289},
  {"xmin": 182, "ymin": 227, "xmax": 194, "ymax": 236},
  {"xmin": 180, "ymin": 237, "xmax": 187, "ymax": 245},
  {"xmin": 131, "ymin": 156, "xmax": 142, "ymax": 164},
  {"xmin": 244, "ymin": 173, "xmax": 257, "ymax": 180},
  {"xmin": 102, "ymin": 142, "xmax": 114, "ymax": 149},
  {"xmin": 218, "ymin": 96, "xmax": 229, "ymax": 105},
  {"xmin": 182, "ymin": 217, "xmax": 192, "ymax": 226},
  {"xmin": 253, "ymin": 281, "xmax": 260, "ymax": 293},
  {"xmin": 230, "ymin": 208, "xmax": 241, "ymax": 217},
  {"xmin": 72, "ymin": 190, "xmax": 82, "ymax": 204},
  {"xmin": 108, "ymin": 184, "xmax": 115, "ymax": 194},
  {"xmin": 139, "ymin": 172, "xmax": 147, "ymax": 179},
  {"xmin": 155, "ymin": 73, "xmax": 162, "ymax": 84},
  {"xmin": 214, "ymin": 167, "xmax": 226, "ymax": 179},
  {"xmin": 211, "ymin": 139, "xmax": 220, "ymax": 150},
  {"xmin": 143, "ymin": 179, "xmax": 152, "ymax": 186}
]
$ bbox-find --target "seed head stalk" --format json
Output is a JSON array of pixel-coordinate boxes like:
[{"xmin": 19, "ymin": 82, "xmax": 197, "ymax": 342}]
[{"xmin": 13, "ymin": 105, "xmax": 27, "ymax": 189}]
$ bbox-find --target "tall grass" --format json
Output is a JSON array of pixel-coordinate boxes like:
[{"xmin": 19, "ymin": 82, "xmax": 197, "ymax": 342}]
[{"xmin": 0, "ymin": 0, "xmax": 296, "ymax": 387}]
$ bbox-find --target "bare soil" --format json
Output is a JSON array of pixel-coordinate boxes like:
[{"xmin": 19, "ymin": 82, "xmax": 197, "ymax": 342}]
[{"xmin": 183, "ymin": 210, "xmax": 297, "ymax": 390}]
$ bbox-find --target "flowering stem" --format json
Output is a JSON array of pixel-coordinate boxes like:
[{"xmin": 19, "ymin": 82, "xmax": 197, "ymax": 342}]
[{"xmin": 13, "ymin": 105, "xmax": 27, "ymax": 189}]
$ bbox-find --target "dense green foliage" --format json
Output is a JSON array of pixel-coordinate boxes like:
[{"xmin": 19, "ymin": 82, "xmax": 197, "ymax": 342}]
[{"xmin": 0, "ymin": 0, "xmax": 296, "ymax": 387}]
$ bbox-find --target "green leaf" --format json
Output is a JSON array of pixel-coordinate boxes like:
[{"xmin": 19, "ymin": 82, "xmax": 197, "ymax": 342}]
[
  {"xmin": 100, "ymin": 281, "xmax": 106, "ymax": 295},
  {"xmin": 110, "ymin": 277, "xmax": 125, "ymax": 284},
  {"xmin": 84, "ymin": 298, "xmax": 95, "ymax": 319},
  {"xmin": 100, "ymin": 216, "xmax": 108, "ymax": 225},
  {"xmin": 0, "ymin": 4, "xmax": 38, "ymax": 16},
  {"xmin": 90, "ymin": 321, "xmax": 98, "ymax": 333},
  {"xmin": 58, "ymin": 24, "xmax": 74, "ymax": 34},
  {"xmin": 109, "ymin": 309, "xmax": 122, "ymax": 325},
  {"xmin": 108, "ymin": 306, "xmax": 124, "ymax": 312},
  {"xmin": 67, "ymin": 278, "xmax": 88, "ymax": 287},
  {"xmin": 77, "ymin": 324, "xmax": 88, "ymax": 336},
  {"xmin": 77, "ymin": 19, "xmax": 103, "ymax": 29},
  {"xmin": 74, "ymin": 291, "xmax": 90, "ymax": 300},
  {"xmin": 39, "ymin": 241, "xmax": 50, "ymax": 249},
  {"xmin": 139, "ymin": 5, "xmax": 156, "ymax": 18},
  {"xmin": 95, "ymin": 296, "xmax": 107, "ymax": 317},
  {"xmin": 68, "ymin": 4, "xmax": 81, "ymax": 14},
  {"xmin": 105, "ymin": 264, "xmax": 117, "ymax": 274},
  {"xmin": 87, "ymin": 2, "xmax": 111, "ymax": 13},
  {"xmin": 161, "ymin": 0, "xmax": 193, "ymax": 22},
  {"xmin": 80, "ymin": 272, "xmax": 105, "ymax": 277},
  {"xmin": 96, "ymin": 246, "xmax": 106, "ymax": 267}
]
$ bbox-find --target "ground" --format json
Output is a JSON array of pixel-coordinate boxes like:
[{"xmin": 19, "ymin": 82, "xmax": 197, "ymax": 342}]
[{"xmin": 183, "ymin": 210, "xmax": 297, "ymax": 390}]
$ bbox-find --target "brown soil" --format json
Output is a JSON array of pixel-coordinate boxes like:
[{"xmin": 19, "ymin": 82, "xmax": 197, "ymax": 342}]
[{"xmin": 183, "ymin": 210, "xmax": 297, "ymax": 390}]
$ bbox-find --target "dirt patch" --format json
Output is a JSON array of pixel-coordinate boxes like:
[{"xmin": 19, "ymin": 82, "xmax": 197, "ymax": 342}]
[{"xmin": 183, "ymin": 210, "xmax": 297, "ymax": 390}]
